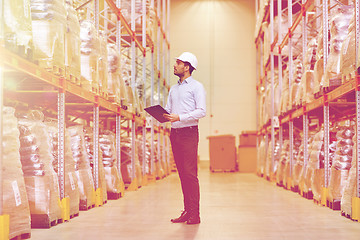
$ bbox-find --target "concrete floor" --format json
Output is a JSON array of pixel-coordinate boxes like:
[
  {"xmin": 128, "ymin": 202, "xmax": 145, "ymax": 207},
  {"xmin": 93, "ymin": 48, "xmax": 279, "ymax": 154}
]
[{"xmin": 31, "ymin": 164, "xmax": 360, "ymax": 240}]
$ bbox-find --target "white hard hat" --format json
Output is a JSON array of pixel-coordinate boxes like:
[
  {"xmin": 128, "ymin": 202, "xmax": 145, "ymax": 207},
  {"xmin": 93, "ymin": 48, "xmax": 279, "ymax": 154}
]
[{"xmin": 176, "ymin": 52, "xmax": 198, "ymax": 70}]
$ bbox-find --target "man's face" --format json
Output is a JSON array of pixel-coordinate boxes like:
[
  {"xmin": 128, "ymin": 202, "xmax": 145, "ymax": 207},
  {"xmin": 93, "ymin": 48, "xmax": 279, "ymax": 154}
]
[{"xmin": 174, "ymin": 60, "xmax": 186, "ymax": 77}]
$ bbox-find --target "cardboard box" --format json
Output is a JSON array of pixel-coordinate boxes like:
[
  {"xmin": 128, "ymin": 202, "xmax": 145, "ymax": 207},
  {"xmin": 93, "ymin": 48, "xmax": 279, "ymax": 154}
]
[
  {"xmin": 237, "ymin": 146, "xmax": 257, "ymax": 173},
  {"xmin": 239, "ymin": 131, "xmax": 257, "ymax": 146},
  {"xmin": 207, "ymin": 135, "xmax": 237, "ymax": 172}
]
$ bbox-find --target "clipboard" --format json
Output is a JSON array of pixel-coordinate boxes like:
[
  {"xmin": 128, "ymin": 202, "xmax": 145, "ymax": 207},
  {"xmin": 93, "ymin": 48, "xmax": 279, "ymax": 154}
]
[{"xmin": 144, "ymin": 105, "xmax": 170, "ymax": 123}]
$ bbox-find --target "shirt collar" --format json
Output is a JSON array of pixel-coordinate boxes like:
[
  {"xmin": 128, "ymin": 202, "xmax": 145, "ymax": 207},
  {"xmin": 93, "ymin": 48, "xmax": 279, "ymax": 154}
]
[{"xmin": 178, "ymin": 76, "xmax": 193, "ymax": 85}]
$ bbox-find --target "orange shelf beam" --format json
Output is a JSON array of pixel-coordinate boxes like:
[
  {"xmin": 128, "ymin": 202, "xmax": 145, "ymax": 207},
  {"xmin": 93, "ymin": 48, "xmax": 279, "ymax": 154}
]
[
  {"xmin": 105, "ymin": 0, "xmax": 146, "ymax": 55},
  {"xmin": 279, "ymin": 0, "xmax": 312, "ymax": 53}
]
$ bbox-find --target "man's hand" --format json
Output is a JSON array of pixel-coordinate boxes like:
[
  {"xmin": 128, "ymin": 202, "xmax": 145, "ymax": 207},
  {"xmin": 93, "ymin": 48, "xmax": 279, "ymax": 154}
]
[{"xmin": 163, "ymin": 113, "xmax": 180, "ymax": 122}]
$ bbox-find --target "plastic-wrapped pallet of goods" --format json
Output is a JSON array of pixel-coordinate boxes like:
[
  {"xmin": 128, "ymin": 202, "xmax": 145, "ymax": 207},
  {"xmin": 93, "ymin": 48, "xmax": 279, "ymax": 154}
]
[
  {"xmin": 257, "ymin": 136, "xmax": 267, "ymax": 176},
  {"xmin": 340, "ymin": 11, "xmax": 356, "ymax": 80},
  {"xmin": 284, "ymin": 136, "xmax": 301, "ymax": 189},
  {"xmin": 65, "ymin": 0, "xmax": 81, "ymax": 84},
  {"xmin": 120, "ymin": 137, "xmax": 143, "ymax": 186},
  {"xmin": 340, "ymin": 137, "xmax": 357, "ymax": 217},
  {"xmin": 100, "ymin": 130, "xmax": 124, "ymax": 199},
  {"xmin": 305, "ymin": 126, "xmax": 336, "ymax": 202},
  {"xmin": 2, "ymin": 107, "xmax": 31, "ymax": 239},
  {"xmin": 67, "ymin": 125, "xmax": 96, "ymax": 210},
  {"xmin": 301, "ymin": 130, "xmax": 324, "ymax": 197},
  {"xmin": 290, "ymin": 58, "xmax": 303, "ymax": 108},
  {"xmin": 80, "ymin": 20, "xmax": 100, "ymax": 93},
  {"xmin": 107, "ymin": 43, "xmax": 121, "ymax": 104},
  {"xmin": 17, "ymin": 110, "xmax": 62, "ymax": 228},
  {"xmin": 98, "ymin": 31, "xmax": 109, "ymax": 98},
  {"xmin": 83, "ymin": 127, "xmax": 108, "ymax": 204},
  {"xmin": 328, "ymin": 120, "xmax": 354, "ymax": 209},
  {"xmin": 3, "ymin": 0, "xmax": 33, "ymax": 58},
  {"xmin": 30, "ymin": 0, "xmax": 66, "ymax": 71},
  {"xmin": 323, "ymin": 5, "xmax": 353, "ymax": 89},
  {"xmin": 276, "ymin": 140, "xmax": 289, "ymax": 186},
  {"xmin": 264, "ymin": 139, "xmax": 280, "ymax": 180},
  {"xmin": 45, "ymin": 119, "xmax": 80, "ymax": 218}
]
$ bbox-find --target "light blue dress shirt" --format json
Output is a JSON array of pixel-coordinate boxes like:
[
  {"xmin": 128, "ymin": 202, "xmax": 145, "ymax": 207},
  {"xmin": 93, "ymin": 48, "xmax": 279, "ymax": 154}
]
[{"xmin": 165, "ymin": 76, "xmax": 206, "ymax": 129}]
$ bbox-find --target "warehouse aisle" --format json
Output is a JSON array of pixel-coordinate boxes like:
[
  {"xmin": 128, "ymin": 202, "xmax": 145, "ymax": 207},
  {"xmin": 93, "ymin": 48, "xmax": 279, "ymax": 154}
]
[{"xmin": 31, "ymin": 163, "xmax": 360, "ymax": 240}]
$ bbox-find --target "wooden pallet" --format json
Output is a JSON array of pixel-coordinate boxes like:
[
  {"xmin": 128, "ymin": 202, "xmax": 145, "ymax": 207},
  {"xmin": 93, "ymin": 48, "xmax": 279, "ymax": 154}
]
[
  {"xmin": 35, "ymin": 60, "xmax": 66, "ymax": 77},
  {"xmin": 10, "ymin": 232, "xmax": 31, "ymax": 240},
  {"xmin": 313, "ymin": 198, "xmax": 323, "ymax": 206},
  {"xmin": 107, "ymin": 192, "xmax": 123, "ymax": 200},
  {"xmin": 342, "ymin": 71, "xmax": 356, "ymax": 84},
  {"xmin": 30, "ymin": 214, "xmax": 58, "ymax": 229},
  {"xmin": 70, "ymin": 212, "xmax": 80, "ymax": 219},
  {"xmin": 79, "ymin": 199, "xmax": 96, "ymax": 211},
  {"xmin": 67, "ymin": 74, "xmax": 81, "ymax": 86},
  {"xmin": 302, "ymin": 191, "xmax": 313, "ymax": 200},
  {"xmin": 327, "ymin": 199, "xmax": 341, "ymax": 211},
  {"xmin": 4, "ymin": 41, "xmax": 33, "ymax": 61},
  {"xmin": 291, "ymin": 185, "xmax": 299, "ymax": 193},
  {"xmin": 341, "ymin": 211, "xmax": 352, "ymax": 220}
]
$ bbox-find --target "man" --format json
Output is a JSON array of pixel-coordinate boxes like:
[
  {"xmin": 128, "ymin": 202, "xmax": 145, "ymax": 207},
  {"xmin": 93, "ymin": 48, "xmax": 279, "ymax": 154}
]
[{"xmin": 164, "ymin": 52, "xmax": 206, "ymax": 225}]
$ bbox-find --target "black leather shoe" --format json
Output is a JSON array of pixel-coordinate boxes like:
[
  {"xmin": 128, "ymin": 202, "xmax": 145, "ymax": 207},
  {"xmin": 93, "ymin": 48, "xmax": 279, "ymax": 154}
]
[
  {"xmin": 186, "ymin": 215, "xmax": 201, "ymax": 225},
  {"xmin": 171, "ymin": 211, "xmax": 190, "ymax": 223}
]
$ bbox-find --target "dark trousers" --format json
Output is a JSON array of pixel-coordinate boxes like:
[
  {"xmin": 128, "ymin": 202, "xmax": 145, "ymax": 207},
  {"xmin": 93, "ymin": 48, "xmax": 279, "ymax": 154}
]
[{"xmin": 170, "ymin": 126, "xmax": 200, "ymax": 216}]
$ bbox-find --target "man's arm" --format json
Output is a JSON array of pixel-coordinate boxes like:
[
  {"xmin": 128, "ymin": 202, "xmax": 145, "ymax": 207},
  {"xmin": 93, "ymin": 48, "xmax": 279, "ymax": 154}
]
[{"xmin": 178, "ymin": 83, "xmax": 206, "ymax": 121}]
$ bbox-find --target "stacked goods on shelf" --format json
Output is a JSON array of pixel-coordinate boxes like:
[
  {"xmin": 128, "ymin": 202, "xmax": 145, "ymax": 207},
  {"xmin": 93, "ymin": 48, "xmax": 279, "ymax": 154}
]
[
  {"xmin": 3, "ymin": 0, "xmax": 33, "ymax": 58},
  {"xmin": 254, "ymin": 0, "xmax": 269, "ymax": 39},
  {"xmin": 280, "ymin": 63, "xmax": 291, "ymax": 114},
  {"xmin": 98, "ymin": 31, "xmax": 109, "ymax": 97},
  {"xmin": 341, "ymin": 132, "xmax": 357, "ymax": 217},
  {"xmin": 276, "ymin": 140, "xmax": 289, "ymax": 186},
  {"xmin": 292, "ymin": 131, "xmax": 315, "ymax": 190},
  {"xmin": 284, "ymin": 134, "xmax": 302, "ymax": 188},
  {"xmin": 121, "ymin": 53, "xmax": 136, "ymax": 111},
  {"xmin": 264, "ymin": 138, "xmax": 281, "ymax": 179},
  {"xmin": 65, "ymin": 0, "xmax": 81, "ymax": 83},
  {"xmin": 313, "ymin": 23, "xmax": 325, "ymax": 95},
  {"xmin": 137, "ymin": 136, "xmax": 151, "ymax": 176},
  {"xmin": 299, "ymin": 38, "xmax": 317, "ymax": 104},
  {"xmin": 292, "ymin": 133, "xmax": 304, "ymax": 189},
  {"xmin": 290, "ymin": 58, "xmax": 303, "ymax": 108},
  {"xmin": 323, "ymin": 5, "xmax": 353, "ymax": 88},
  {"xmin": 67, "ymin": 125, "xmax": 96, "ymax": 210},
  {"xmin": 45, "ymin": 119, "xmax": 80, "ymax": 217},
  {"xmin": 257, "ymin": 136, "xmax": 267, "ymax": 176},
  {"xmin": 340, "ymin": 10, "xmax": 356, "ymax": 79},
  {"xmin": 80, "ymin": 20, "xmax": 100, "ymax": 93},
  {"xmin": 119, "ymin": 0, "xmax": 155, "ymax": 33},
  {"xmin": 303, "ymin": 125, "xmax": 336, "ymax": 202},
  {"xmin": 2, "ymin": 107, "xmax": 31, "ymax": 239},
  {"xmin": 120, "ymin": 137, "xmax": 142, "ymax": 185},
  {"xmin": 30, "ymin": 0, "xmax": 66, "ymax": 70},
  {"xmin": 301, "ymin": 129, "xmax": 324, "ymax": 196},
  {"xmin": 107, "ymin": 43, "xmax": 128, "ymax": 105},
  {"xmin": 99, "ymin": 130, "xmax": 125, "ymax": 199},
  {"xmin": 83, "ymin": 127, "xmax": 108, "ymax": 204},
  {"xmin": 17, "ymin": 110, "xmax": 61, "ymax": 228},
  {"xmin": 154, "ymin": 139, "xmax": 166, "ymax": 179},
  {"xmin": 328, "ymin": 120, "xmax": 355, "ymax": 209}
]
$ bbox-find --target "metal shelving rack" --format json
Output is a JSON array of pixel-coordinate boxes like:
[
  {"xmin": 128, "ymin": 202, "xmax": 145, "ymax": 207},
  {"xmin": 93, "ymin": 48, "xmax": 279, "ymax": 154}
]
[
  {"xmin": 255, "ymin": 0, "xmax": 360, "ymax": 221},
  {"xmin": 0, "ymin": 0, "xmax": 171, "ymax": 236}
]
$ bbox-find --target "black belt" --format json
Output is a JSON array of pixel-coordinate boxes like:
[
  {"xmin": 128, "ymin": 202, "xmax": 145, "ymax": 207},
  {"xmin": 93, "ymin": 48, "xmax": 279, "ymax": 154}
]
[{"xmin": 171, "ymin": 126, "xmax": 198, "ymax": 133}]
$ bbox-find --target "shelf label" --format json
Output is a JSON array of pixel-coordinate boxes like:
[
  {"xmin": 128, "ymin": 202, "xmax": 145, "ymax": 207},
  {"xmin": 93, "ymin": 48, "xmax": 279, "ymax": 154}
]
[
  {"xmin": 273, "ymin": 116, "xmax": 279, "ymax": 128},
  {"xmin": 12, "ymin": 181, "xmax": 21, "ymax": 207}
]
